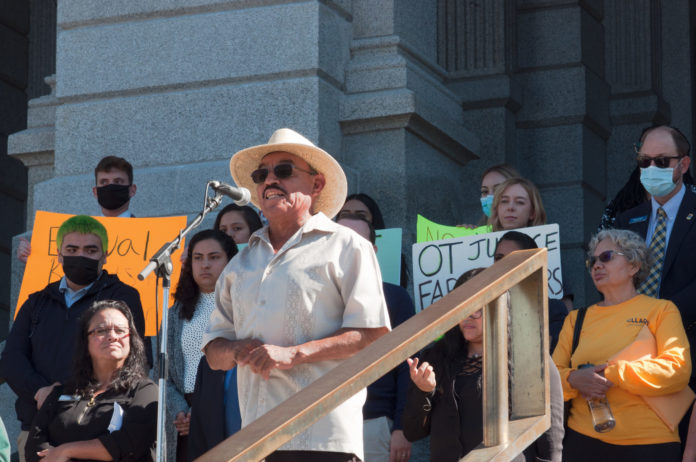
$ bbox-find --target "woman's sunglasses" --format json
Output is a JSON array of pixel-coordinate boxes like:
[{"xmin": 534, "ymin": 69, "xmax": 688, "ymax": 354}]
[
  {"xmin": 585, "ymin": 250, "xmax": 625, "ymax": 269},
  {"xmin": 250, "ymin": 163, "xmax": 317, "ymax": 184}
]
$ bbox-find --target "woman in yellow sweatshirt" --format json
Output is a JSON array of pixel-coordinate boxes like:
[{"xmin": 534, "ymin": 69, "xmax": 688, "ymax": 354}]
[{"xmin": 553, "ymin": 228, "xmax": 691, "ymax": 461}]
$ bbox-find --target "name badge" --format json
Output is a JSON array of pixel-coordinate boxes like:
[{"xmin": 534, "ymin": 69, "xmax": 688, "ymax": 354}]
[{"xmin": 629, "ymin": 215, "xmax": 648, "ymax": 224}]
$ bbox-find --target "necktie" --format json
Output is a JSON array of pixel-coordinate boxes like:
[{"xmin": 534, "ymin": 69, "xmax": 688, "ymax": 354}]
[{"xmin": 639, "ymin": 207, "xmax": 667, "ymax": 297}]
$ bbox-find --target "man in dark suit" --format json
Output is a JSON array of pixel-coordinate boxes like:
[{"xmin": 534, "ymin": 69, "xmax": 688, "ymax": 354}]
[{"xmin": 615, "ymin": 125, "xmax": 696, "ymax": 381}]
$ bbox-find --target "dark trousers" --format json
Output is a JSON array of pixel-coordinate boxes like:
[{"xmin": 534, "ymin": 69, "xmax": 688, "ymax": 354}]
[
  {"xmin": 176, "ymin": 393, "xmax": 194, "ymax": 462},
  {"xmin": 563, "ymin": 428, "xmax": 681, "ymax": 462},
  {"xmin": 266, "ymin": 450, "xmax": 360, "ymax": 462}
]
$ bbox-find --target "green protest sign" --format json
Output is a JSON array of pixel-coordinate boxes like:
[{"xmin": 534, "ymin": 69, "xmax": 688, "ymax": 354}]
[{"xmin": 416, "ymin": 214, "xmax": 491, "ymax": 243}]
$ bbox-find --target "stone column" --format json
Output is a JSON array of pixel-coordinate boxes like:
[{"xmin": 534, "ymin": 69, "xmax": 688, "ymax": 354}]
[
  {"xmin": 605, "ymin": 0, "xmax": 669, "ymax": 198},
  {"xmin": 34, "ymin": 1, "xmax": 353, "ymax": 218},
  {"xmin": 340, "ymin": 0, "xmax": 479, "ymax": 249},
  {"xmin": 0, "ymin": 1, "xmax": 29, "ymax": 332},
  {"xmin": 514, "ymin": 0, "xmax": 610, "ymax": 306},
  {"xmin": 9, "ymin": 75, "xmax": 57, "ymax": 228},
  {"xmin": 442, "ymin": 0, "xmax": 522, "ymax": 225}
]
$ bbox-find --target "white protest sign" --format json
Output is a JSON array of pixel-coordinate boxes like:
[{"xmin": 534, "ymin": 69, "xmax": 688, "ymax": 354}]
[{"xmin": 411, "ymin": 224, "xmax": 563, "ymax": 311}]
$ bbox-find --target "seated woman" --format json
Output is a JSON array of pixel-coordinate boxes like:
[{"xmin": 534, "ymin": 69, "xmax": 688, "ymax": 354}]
[
  {"xmin": 552, "ymin": 229, "xmax": 691, "ymax": 461},
  {"xmin": 164, "ymin": 229, "xmax": 237, "ymax": 462},
  {"xmin": 26, "ymin": 300, "xmax": 156, "ymax": 462}
]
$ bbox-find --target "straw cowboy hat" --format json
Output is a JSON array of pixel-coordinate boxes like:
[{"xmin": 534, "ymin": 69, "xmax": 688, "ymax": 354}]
[{"xmin": 230, "ymin": 128, "xmax": 348, "ymax": 219}]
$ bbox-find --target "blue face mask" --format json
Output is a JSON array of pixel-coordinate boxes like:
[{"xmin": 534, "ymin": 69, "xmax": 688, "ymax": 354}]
[
  {"xmin": 640, "ymin": 166, "xmax": 677, "ymax": 198},
  {"xmin": 480, "ymin": 195, "xmax": 494, "ymax": 217}
]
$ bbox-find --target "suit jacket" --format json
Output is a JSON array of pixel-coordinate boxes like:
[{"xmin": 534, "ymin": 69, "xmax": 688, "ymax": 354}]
[{"xmin": 616, "ymin": 184, "xmax": 696, "ymax": 374}]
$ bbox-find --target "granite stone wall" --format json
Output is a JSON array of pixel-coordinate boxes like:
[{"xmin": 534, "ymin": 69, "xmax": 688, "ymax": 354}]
[{"xmin": 2, "ymin": 0, "xmax": 695, "ymax": 459}]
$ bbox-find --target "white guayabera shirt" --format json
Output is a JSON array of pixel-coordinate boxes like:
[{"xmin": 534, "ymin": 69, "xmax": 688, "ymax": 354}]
[{"xmin": 203, "ymin": 212, "xmax": 390, "ymax": 459}]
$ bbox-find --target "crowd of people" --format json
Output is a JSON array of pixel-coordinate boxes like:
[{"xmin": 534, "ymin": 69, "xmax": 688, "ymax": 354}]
[{"xmin": 0, "ymin": 123, "xmax": 695, "ymax": 462}]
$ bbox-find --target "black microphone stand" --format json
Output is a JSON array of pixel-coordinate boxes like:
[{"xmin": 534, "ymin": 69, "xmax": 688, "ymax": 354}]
[{"xmin": 138, "ymin": 182, "xmax": 224, "ymax": 462}]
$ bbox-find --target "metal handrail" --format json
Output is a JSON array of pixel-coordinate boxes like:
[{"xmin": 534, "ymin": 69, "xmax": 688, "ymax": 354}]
[{"xmin": 197, "ymin": 248, "xmax": 550, "ymax": 462}]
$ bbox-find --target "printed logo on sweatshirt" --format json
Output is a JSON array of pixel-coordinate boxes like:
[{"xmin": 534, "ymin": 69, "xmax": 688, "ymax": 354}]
[{"xmin": 626, "ymin": 317, "xmax": 649, "ymax": 326}]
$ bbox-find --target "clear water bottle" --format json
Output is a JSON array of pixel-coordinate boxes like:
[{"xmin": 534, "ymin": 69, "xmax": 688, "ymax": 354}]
[
  {"xmin": 587, "ymin": 396, "xmax": 616, "ymax": 432},
  {"xmin": 578, "ymin": 364, "xmax": 616, "ymax": 433}
]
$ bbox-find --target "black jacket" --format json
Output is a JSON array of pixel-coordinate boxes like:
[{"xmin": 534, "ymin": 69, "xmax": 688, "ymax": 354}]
[
  {"xmin": 402, "ymin": 347, "xmax": 563, "ymax": 462},
  {"xmin": 0, "ymin": 271, "xmax": 150, "ymax": 430},
  {"xmin": 26, "ymin": 379, "xmax": 158, "ymax": 462}
]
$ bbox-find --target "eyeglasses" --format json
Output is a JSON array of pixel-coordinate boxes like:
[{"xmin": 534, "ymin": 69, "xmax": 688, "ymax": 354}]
[
  {"xmin": 250, "ymin": 163, "xmax": 317, "ymax": 184},
  {"xmin": 468, "ymin": 310, "xmax": 482, "ymax": 320},
  {"xmin": 633, "ymin": 144, "xmax": 683, "ymax": 168},
  {"xmin": 585, "ymin": 250, "xmax": 626, "ymax": 269},
  {"xmin": 88, "ymin": 326, "xmax": 130, "ymax": 338}
]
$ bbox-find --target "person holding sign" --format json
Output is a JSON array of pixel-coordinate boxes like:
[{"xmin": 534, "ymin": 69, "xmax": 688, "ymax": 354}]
[
  {"xmin": 459, "ymin": 163, "xmax": 519, "ymax": 229},
  {"xmin": 203, "ymin": 128, "xmax": 390, "ymax": 462},
  {"xmin": 337, "ymin": 193, "xmax": 386, "ymax": 229},
  {"xmin": 489, "ymin": 177, "xmax": 574, "ymax": 308},
  {"xmin": 553, "ymin": 229, "xmax": 690, "ymax": 461},
  {"xmin": 160, "ymin": 229, "xmax": 238, "ymax": 462},
  {"xmin": 489, "ymin": 177, "xmax": 547, "ymax": 232},
  {"xmin": 25, "ymin": 300, "xmax": 157, "ymax": 462},
  {"xmin": 0, "ymin": 215, "xmax": 148, "ymax": 462},
  {"xmin": 337, "ymin": 193, "xmax": 410, "ymax": 288},
  {"xmin": 17, "ymin": 156, "xmax": 138, "ymax": 263}
]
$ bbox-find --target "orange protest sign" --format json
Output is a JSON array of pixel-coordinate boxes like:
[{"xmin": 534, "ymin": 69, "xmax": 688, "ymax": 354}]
[{"xmin": 15, "ymin": 211, "xmax": 188, "ymax": 336}]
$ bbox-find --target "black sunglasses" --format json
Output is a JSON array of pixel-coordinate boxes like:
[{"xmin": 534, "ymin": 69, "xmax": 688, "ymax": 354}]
[
  {"xmin": 636, "ymin": 155, "xmax": 683, "ymax": 169},
  {"xmin": 250, "ymin": 163, "xmax": 317, "ymax": 184},
  {"xmin": 585, "ymin": 250, "xmax": 625, "ymax": 269}
]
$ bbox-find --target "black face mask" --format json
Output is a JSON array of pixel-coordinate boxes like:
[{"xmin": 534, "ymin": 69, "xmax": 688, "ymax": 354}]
[
  {"xmin": 62, "ymin": 255, "xmax": 101, "ymax": 286},
  {"xmin": 96, "ymin": 184, "xmax": 131, "ymax": 210}
]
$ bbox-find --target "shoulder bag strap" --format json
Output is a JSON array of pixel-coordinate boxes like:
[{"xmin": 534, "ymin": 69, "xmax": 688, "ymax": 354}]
[{"xmin": 570, "ymin": 306, "xmax": 587, "ymax": 359}]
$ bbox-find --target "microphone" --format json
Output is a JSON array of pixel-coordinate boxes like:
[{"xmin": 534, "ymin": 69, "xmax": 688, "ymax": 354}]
[{"xmin": 209, "ymin": 181, "xmax": 251, "ymax": 206}]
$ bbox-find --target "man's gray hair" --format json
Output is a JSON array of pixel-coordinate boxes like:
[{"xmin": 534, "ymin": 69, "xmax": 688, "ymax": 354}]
[{"xmin": 587, "ymin": 228, "xmax": 654, "ymax": 287}]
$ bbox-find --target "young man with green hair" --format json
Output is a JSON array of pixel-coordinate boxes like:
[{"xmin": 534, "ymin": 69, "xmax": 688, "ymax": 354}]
[{"xmin": 0, "ymin": 215, "xmax": 148, "ymax": 462}]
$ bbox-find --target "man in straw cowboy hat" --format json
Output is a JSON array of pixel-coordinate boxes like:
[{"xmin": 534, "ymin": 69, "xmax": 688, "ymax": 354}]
[{"xmin": 203, "ymin": 128, "xmax": 390, "ymax": 461}]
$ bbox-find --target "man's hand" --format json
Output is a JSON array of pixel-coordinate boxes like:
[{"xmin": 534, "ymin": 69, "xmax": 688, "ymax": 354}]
[
  {"xmin": 173, "ymin": 411, "xmax": 191, "ymax": 436},
  {"xmin": 567, "ymin": 364, "xmax": 614, "ymax": 399},
  {"xmin": 389, "ymin": 429, "xmax": 411, "ymax": 462},
  {"xmin": 17, "ymin": 237, "xmax": 31, "ymax": 263},
  {"xmin": 204, "ymin": 338, "xmax": 263, "ymax": 370},
  {"xmin": 407, "ymin": 358, "xmax": 436, "ymax": 393},
  {"xmin": 242, "ymin": 344, "xmax": 298, "ymax": 380},
  {"xmin": 35, "ymin": 382, "xmax": 60, "ymax": 409}
]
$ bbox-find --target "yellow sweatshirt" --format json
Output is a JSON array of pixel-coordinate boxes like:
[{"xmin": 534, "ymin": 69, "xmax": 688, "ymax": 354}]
[{"xmin": 552, "ymin": 295, "xmax": 691, "ymax": 445}]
